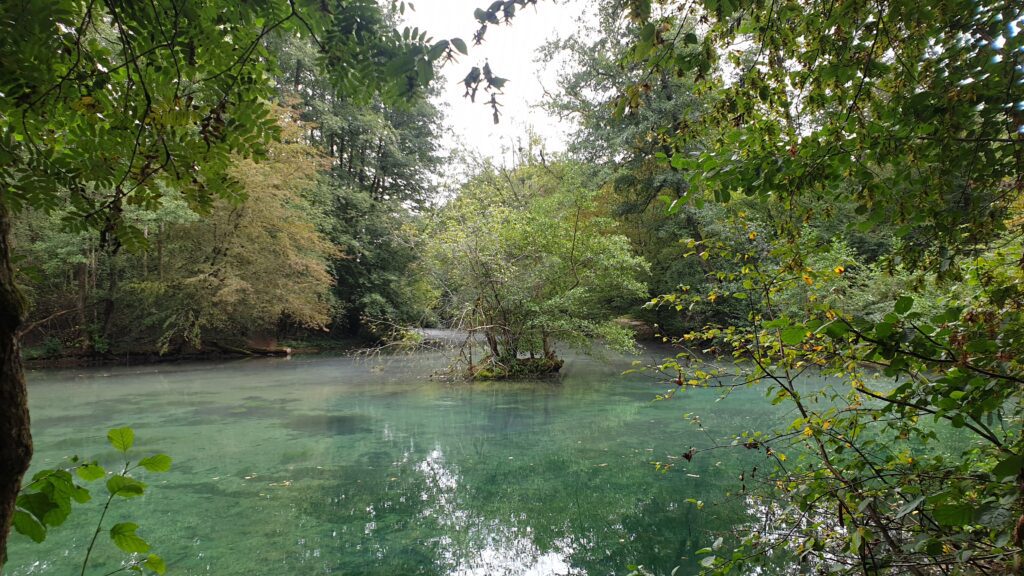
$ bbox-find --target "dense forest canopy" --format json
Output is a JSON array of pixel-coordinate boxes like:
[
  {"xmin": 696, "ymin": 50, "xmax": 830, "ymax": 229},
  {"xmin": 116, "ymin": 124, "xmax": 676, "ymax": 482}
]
[
  {"xmin": 1, "ymin": 0, "xmax": 1023, "ymax": 574},
  {"xmin": 0, "ymin": 0, "xmax": 459, "ymax": 567}
]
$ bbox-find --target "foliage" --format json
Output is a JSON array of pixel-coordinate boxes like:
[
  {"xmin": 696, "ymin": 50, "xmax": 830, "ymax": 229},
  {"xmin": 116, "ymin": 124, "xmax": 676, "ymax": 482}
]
[
  {"xmin": 276, "ymin": 34, "xmax": 446, "ymax": 334},
  {"xmin": 0, "ymin": 0, "xmax": 463, "ymax": 566},
  {"xmin": 425, "ymin": 160, "xmax": 649, "ymax": 377},
  {"xmin": 13, "ymin": 427, "xmax": 170, "ymax": 575},
  {"xmin": 601, "ymin": 0, "xmax": 1024, "ymax": 572},
  {"xmin": 13, "ymin": 108, "xmax": 338, "ymax": 353},
  {"xmin": 141, "ymin": 107, "xmax": 338, "ymax": 351},
  {"xmin": 0, "ymin": 0, "xmax": 452, "ymax": 243}
]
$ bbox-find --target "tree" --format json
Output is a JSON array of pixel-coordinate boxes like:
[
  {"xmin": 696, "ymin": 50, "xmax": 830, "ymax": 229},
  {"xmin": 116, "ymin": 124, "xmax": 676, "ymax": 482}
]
[
  {"xmin": 139, "ymin": 106, "xmax": 337, "ymax": 352},
  {"xmin": 272, "ymin": 35, "xmax": 447, "ymax": 336},
  {"xmin": 0, "ymin": 0, "xmax": 461, "ymax": 565},
  {"xmin": 600, "ymin": 0, "xmax": 1024, "ymax": 572},
  {"xmin": 11, "ymin": 105, "xmax": 336, "ymax": 356},
  {"xmin": 425, "ymin": 160, "xmax": 649, "ymax": 378}
]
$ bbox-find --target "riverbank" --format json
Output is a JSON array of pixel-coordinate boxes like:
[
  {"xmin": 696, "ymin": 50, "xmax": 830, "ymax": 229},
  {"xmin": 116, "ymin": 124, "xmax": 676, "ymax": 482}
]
[{"xmin": 21, "ymin": 337, "xmax": 366, "ymax": 369}]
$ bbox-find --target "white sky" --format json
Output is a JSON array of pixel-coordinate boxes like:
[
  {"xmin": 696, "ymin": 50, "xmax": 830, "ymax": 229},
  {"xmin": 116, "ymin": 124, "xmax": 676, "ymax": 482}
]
[{"xmin": 401, "ymin": 0, "xmax": 586, "ymax": 167}]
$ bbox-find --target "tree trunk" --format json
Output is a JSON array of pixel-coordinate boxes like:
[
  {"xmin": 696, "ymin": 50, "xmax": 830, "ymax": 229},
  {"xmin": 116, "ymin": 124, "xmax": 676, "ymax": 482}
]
[
  {"xmin": 76, "ymin": 261, "xmax": 90, "ymax": 352},
  {"xmin": 157, "ymin": 223, "xmax": 164, "ymax": 282},
  {"xmin": 485, "ymin": 330, "xmax": 500, "ymax": 358},
  {"xmin": 100, "ymin": 251, "xmax": 118, "ymax": 345},
  {"xmin": 0, "ymin": 202, "xmax": 33, "ymax": 570}
]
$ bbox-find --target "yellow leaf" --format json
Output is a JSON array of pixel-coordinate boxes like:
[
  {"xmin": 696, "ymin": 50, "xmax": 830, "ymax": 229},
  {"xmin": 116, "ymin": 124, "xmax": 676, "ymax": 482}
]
[{"xmin": 802, "ymin": 274, "xmax": 814, "ymax": 286}]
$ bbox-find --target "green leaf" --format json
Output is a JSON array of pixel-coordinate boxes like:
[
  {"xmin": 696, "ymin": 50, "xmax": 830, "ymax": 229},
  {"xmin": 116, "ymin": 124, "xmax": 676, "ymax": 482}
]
[
  {"xmin": 13, "ymin": 510, "xmax": 46, "ymax": 542},
  {"xmin": 138, "ymin": 454, "xmax": 172, "ymax": 473},
  {"xmin": 850, "ymin": 528, "xmax": 863, "ymax": 553},
  {"xmin": 450, "ymin": 37, "xmax": 468, "ymax": 55},
  {"xmin": 70, "ymin": 485, "xmax": 91, "ymax": 504},
  {"xmin": 107, "ymin": 475, "xmax": 146, "ymax": 498},
  {"xmin": 144, "ymin": 554, "xmax": 167, "ymax": 575},
  {"xmin": 17, "ymin": 492, "xmax": 60, "ymax": 526},
  {"xmin": 428, "ymin": 40, "xmax": 449, "ymax": 61},
  {"xmin": 76, "ymin": 463, "xmax": 106, "ymax": 481},
  {"xmin": 108, "ymin": 427, "xmax": 135, "ymax": 453},
  {"xmin": 894, "ymin": 296, "xmax": 914, "ymax": 315},
  {"xmin": 993, "ymin": 455, "xmax": 1024, "ymax": 479},
  {"xmin": 874, "ymin": 322, "xmax": 895, "ymax": 338},
  {"xmin": 933, "ymin": 504, "xmax": 974, "ymax": 527},
  {"xmin": 780, "ymin": 326, "xmax": 806, "ymax": 346},
  {"xmin": 700, "ymin": 555, "xmax": 717, "ymax": 568},
  {"xmin": 110, "ymin": 522, "xmax": 150, "ymax": 553},
  {"xmin": 416, "ymin": 58, "xmax": 434, "ymax": 85},
  {"xmin": 895, "ymin": 495, "xmax": 926, "ymax": 519}
]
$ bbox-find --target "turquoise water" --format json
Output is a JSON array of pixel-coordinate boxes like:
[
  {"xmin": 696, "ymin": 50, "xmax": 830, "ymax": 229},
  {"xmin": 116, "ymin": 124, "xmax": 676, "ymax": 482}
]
[{"xmin": 9, "ymin": 350, "xmax": 785, "ymax": 575}]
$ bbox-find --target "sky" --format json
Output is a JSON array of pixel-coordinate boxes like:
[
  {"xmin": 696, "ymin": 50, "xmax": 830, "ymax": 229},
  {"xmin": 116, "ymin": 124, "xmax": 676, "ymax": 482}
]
[{"xmin": 400, "ymin": 0, "xmax": 586, "ymax": 167}]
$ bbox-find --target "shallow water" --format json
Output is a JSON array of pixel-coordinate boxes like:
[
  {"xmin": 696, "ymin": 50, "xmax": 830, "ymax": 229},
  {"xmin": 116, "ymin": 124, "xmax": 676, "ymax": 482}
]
[{"xmin": 10, "ymin": 350, "xmax": 788, "ymax": 575}]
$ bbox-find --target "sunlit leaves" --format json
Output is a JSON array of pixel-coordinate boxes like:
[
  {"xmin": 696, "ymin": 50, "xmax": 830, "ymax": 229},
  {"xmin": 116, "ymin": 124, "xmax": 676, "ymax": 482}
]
[
  {"xmin": 143, "ymin": 554, "xmax": 167, "ymax": 575},
  {"xmin": 110, "ymin": 522, "xmax": 150, "ymax": 553},
  {"xmin": 107, "ymin": 427, "xmax": 135, "ymax": 453},
  {"xmin": 779, "ymin": 326, "xmax": 807, "ymax": 347},
  {"xmin": 75, "ymin": 463, "xmax": 106, "ymax": 482},
  {"xmin": 13, "ymin": 426, "xmax": 171, "ymax": 576},
  {"xmin": 0, "ymin": 0, "xmax": 441, "ymax": 254},
  {"xmin": 138, "ymin": 454, "xmax": 172, "ymax": 473},
  {"xmin": 106, "ymin": 475, "xmax": 146, "ymax": 499},
  {"xmin": 424, "ymin": 162, "xmax": 650, "ymax": 371}
]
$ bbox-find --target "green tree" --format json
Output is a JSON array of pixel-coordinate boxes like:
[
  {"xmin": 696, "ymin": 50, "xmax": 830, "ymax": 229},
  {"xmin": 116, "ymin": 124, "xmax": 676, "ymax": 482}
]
[
  {"xmin": 0, "ymin": 0, "xmax": 462, "ymax": 565},
  {"xmin": 602, "ymin": 0, "xmax": 1024, "ymax": 572},
  {"xmin": 273, "ymin": 35, "xmax": 447, "ymax": 336},
  {"xmin": 425, "ymin": 160, "xmax": 649, "ymax": 378},
  {"xmin": 12, "ymin": 106, "xmax": 335, "ymax": 355}
]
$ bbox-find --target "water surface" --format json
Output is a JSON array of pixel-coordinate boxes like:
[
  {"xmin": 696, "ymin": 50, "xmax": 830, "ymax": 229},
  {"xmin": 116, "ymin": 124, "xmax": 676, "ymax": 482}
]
[{"xmin": 10, "ymin": 350, "xmax": 782, "ymax": 575}]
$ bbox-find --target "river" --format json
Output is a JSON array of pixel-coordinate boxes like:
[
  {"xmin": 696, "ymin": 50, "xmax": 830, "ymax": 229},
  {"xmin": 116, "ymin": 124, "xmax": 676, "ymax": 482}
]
[{"xmin": 9, "ymin": 348, "xmax": 790, "ymax": 575}]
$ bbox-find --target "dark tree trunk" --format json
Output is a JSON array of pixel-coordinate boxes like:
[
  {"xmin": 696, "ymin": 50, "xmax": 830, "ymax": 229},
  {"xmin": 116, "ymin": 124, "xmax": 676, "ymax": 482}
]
[
  {"xmin": 100, "ymin": 250, "xmax": 119, "ymax": 344},
  {"xmin": 485, "ymin": 330, "xmax": 500, "ymax": 358},
  {"xmin": 0, "ymin": 202, "xmax": 33, "ymax": 570},
  {"xmin": 76, "ymin": 261, "xmax": 90, "ymax": 352}
]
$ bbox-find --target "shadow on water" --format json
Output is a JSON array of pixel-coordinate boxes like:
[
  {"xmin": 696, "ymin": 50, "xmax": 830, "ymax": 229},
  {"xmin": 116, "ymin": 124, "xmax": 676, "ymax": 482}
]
[{"xmin": 282, "ymin": 413, "xmax": 376, "ymax": 436}]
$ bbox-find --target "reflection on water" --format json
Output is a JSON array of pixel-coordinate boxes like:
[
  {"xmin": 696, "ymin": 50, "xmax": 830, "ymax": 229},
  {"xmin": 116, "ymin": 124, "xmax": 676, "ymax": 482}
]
[
  {"xmin": 418, "ymin": 446, "xmax": 577, "ymax": 576},
  {"xmin": 10, "ymin": 351, "xmax": 786, "ymax": 575}
]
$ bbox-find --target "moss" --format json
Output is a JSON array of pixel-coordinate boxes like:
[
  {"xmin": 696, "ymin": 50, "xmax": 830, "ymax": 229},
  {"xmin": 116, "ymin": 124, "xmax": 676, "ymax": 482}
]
[{"xmin": 470, "ymin": 356, "xmax": 564, "ymax": 380}]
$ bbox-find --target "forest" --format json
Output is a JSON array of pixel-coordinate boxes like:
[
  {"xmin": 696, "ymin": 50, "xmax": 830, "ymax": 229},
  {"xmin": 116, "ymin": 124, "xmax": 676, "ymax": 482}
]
[{"xmin": 1, "ymin": 0, "xmax": 1022, "ymax": 575}]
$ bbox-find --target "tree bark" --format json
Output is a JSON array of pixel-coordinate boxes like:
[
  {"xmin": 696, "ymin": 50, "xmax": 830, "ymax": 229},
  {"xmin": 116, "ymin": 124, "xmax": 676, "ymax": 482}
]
[
  {"xmin": 76, "ymin": 261, "xmax": 90, "ymax": 352},
  {"xmin": 0, "ymin": 202, "xmax": 33, "ymax": 570},
  {"xmin": 542, "ymin": 334, "xmax": 555, "ymax": 360}
]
